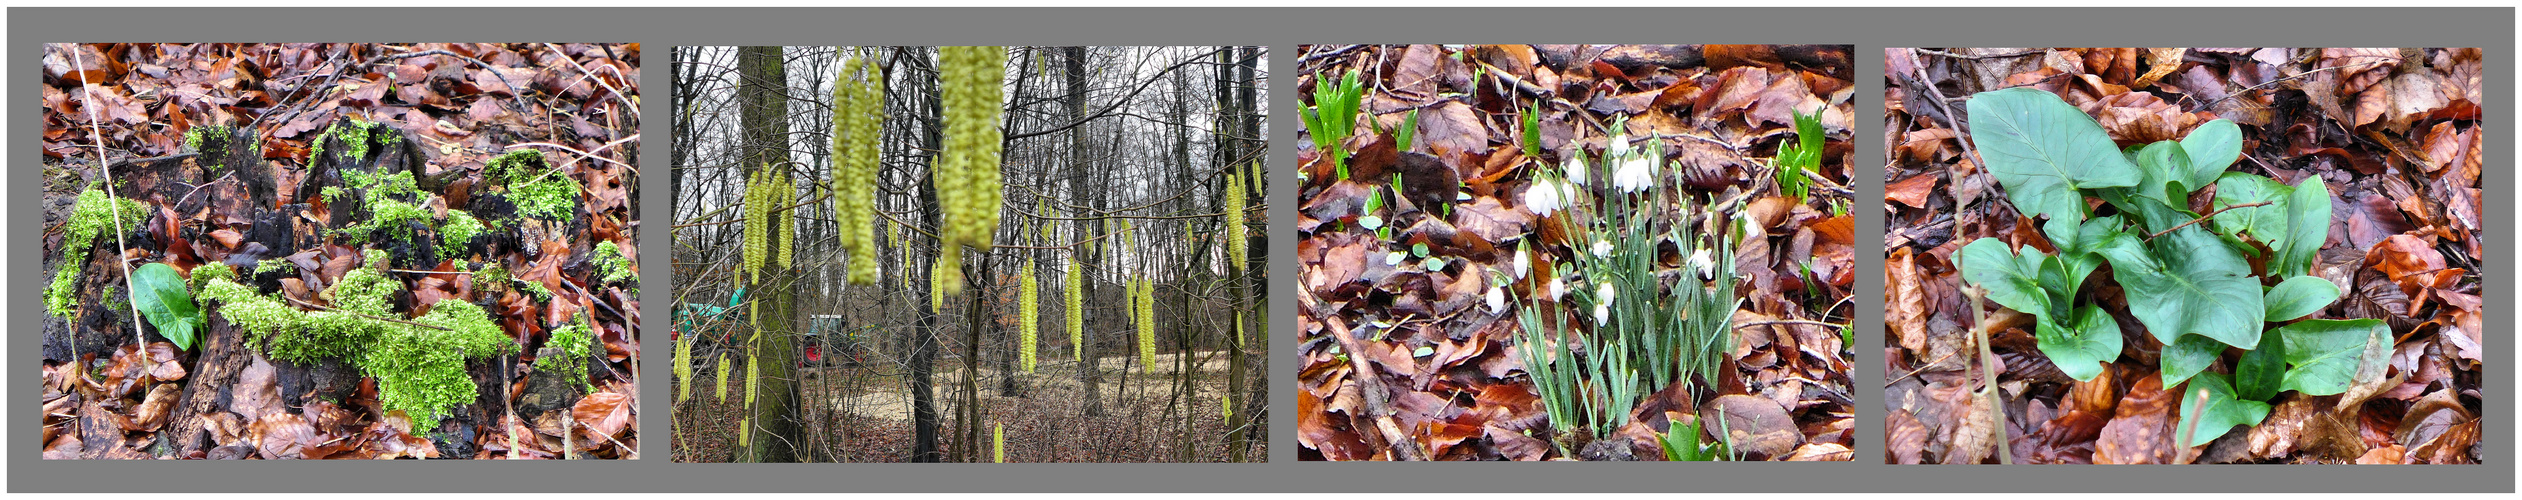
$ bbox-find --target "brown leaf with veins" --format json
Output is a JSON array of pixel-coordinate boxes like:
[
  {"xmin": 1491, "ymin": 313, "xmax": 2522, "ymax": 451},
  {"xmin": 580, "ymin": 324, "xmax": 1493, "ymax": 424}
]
[{"xmin": 2094, "ymin": 373, "xmax": 2175, "ymax": 464}]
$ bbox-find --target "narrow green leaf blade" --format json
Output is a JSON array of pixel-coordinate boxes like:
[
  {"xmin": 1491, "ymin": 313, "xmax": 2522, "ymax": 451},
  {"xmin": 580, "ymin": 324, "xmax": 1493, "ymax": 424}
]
[{"xmin": 1964, "ymin": 88, "xmax": 2141, "ymax": 222}]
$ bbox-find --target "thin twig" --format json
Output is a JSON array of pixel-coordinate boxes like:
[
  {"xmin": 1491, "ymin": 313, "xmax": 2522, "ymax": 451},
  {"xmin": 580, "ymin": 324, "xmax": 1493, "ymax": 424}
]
[
  {"xmin": 1913, "ymin": 48, "xmax": 2047, "ymax": 61},
  {"xmin": 2145, "ymin": 201, "xmax": 2273, "ymax": 241},
  {"xmin": 67, "ymin": 44, "xmax": 149, "ymax": 354}
]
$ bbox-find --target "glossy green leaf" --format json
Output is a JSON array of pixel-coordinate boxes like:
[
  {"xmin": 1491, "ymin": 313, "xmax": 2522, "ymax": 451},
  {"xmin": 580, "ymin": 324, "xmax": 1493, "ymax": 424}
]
[
  {"xmin": 2263, "ymin": 276, "xmax": 2341, "ymax": 322},
  {"xmin": 2133, "ymin": 140, "xmax": 2193, "ymax": 203},
  {"xmin": 2234, "ymin": 326, "xmax": 2287, "ymax": 402},
  {"xmin": 1957, "ymin": 238, "xmax": 2049, "ymax": 318},
  {"xmin": 2277, "ymin": 319, "xmax": 2388, "ymax": 396},
  {"xmin": 2093, "ymin": 229, "xmax": 2264, "ymax": 348},
  {"xmin": 2038, "ymin": 305, "xmax": 2122, "ymax": 381},
  {"xmin": 2159, "ymin": 334, "xmax": 2222, "ymax": 388},
  {"xmin": 2209, "ymin": 172, "xmax": 2290, "ymax": 251},
  {"xmin": 2276, "ymin": 173, "xmax": 2333, "ymax": 278},
  {"xmin": 2177, "ymin": 119, "xmax": 2244, "ymax": 192},
  {"xmin": 2178, "ymin": 371, "xmax": 2272, "ymax": 447},
  {"xmin": 130, "ymin": 262, "xmax": 204, "ymax": 351},
  {"xmin": 1964, "ymin": 88, "xmax": 2140, "ymax": 223}
]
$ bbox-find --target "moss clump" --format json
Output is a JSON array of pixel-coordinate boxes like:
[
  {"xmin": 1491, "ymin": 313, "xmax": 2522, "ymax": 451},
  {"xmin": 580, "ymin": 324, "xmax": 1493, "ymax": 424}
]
[
  {"xmin": 184, "ymin": 125, "xmax": 239, "ymax": 170},
  {"xmin": 535, "ymin": 317, "xmax": 598, "ymax": 392},
  {"xmin": 487, "ymin": 150, "xmax": 580, "ymax": 222},
  {"xmin": 46, "ymin": 189, "xmax": 150, "ymax": 318},
  {"xmin": 440, "ymin": 210, "xmax": 485, "ymax": 259},
  {"xmin": 199, "ymin": 274, "xmax": 514, "ymax": 430},
  {"xmin": 253, "ymin": 258, "xmax": 292, "ymax": 278},
  {"xmin": 334, "ymin": 170, "xmax": 433, "ymax": 245},
  {"xmin": 188, "ymin": 262, "xmax": 236, "ymax": 296},
  {"xmin": 309, "ymin": 120, "xmax": 379, "ymax": 163},
  {"xmin": 592, "ymin": 240, "xmax": 632, "ymax": 285}
]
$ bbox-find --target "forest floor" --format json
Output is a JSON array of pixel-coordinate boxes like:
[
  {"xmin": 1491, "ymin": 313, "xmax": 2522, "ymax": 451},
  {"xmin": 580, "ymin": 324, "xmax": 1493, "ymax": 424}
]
[
  {"xmin": 38, "ymin": 43, "xmax": 640, "ymax": 460},
  {"xmin": 1883, "ymin": 48, "xmax": 2482, "ymax": 464},
  {"xmin": 672, "ymin": 349, "xmax": 1261, "ymax": 463},
  {"xmin": 1293, "ymin": 45, "xmax": 1858, "ymax": 461}
]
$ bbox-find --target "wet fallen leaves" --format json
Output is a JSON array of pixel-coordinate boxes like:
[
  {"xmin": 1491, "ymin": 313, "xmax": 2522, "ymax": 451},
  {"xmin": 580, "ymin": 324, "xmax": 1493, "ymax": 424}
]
[
  {"xmin": 40, "ymin": 43, "xmax": 641, "ymax": 460},
  {"xmin": 1296, "ymin": 44, "xmax": 1855, "ymax": 461},
  {"xmin": 1883, "ymin": 47, "xmax": 2480, "ymax": 464}
]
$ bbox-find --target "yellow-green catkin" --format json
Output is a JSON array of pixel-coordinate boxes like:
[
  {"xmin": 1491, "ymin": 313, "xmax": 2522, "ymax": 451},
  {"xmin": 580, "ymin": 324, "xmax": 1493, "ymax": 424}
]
[
  {"xmin": 939, "ymin": 46, "xmax": 1006, "ymax": 251},
  {"xmin": 1225, "ymin": 169, "xmax": 1247, "ymax": 271},
  {"xmin": 743, "ymin": 349, "xmax": 761, "ymax": 406},
  {"xmin": 774, "ymin": 172, "xmax": 796, "ymax": 269},
  {"xmin": 833, "ymin": 52, "xmax": 885, "ymax": 285},
  {"xmin": 1135, "ymin": 275, "xmax": 1155, "ymax": 370},
  {"xmin": 1019, "ymin": 258, "xmax": 1039, "ymax": 373},
  {"xmin": 738, "ymin": 418, "xmax": 751, "ymax": 448},
  {"xmin": 743, "ymin": 169, "xmax": 768, "ymax": 282},
  {"xmin": 993, "ymin": 423, "xmax": 1006, "ymax": 463},
  {"xmin": 1065, "ymin": 258, "xmax": 1083, "ymax": 361},
  {"xmin": 713, "ymin": 352, "xmax": 730, "ymax": 402},
  {"xmin": 932, "ymin": 250, "xmax": 961, "ymax": 312},
  {"xmin": 674, "ymin": 335, "xmax": 693, "ymax": 403},
  {"xmin": 1223, "ymin": 394, "xmax": 1233, "ymax": 422},
  {"xmin": 1233, "ymin": 311, "xmax": 1244, "ymax": 348}
]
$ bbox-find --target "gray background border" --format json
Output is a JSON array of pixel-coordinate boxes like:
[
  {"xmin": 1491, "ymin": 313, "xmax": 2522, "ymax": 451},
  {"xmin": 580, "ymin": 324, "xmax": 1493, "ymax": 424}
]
[{"xmin": 11, "ymin": 6, "xmax": 2509, "ymax": 494}]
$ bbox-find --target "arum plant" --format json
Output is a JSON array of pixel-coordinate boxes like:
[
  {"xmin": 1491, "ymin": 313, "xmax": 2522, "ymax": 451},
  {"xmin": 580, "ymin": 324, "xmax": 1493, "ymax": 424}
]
[{"xmin": 1302, "ymin": 69, "xmax": 1366, "ymax": 180}]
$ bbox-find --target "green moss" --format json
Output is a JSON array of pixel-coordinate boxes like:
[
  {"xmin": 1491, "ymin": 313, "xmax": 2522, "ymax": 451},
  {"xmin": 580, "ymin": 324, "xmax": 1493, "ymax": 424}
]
[
  {"xmin": 47, "ymin": 189, "xmax": 149, "ymax": 319},
  {"xmin": 535, "ymin": 317, "xmax": 597, "ymax": 392},
  {"xmin": 45, "ymin": 263, "xmax": 80, "ymax": 318},
  {"xmin": 439, "ymin": 210, "xmax": 484, "ymax": 259},
  {"xmin": 592, "ymin": 241, "xmax": 632, "ymax": 285},
  {"xmin": 199, "ymin": 275, "xmax": 514, "ymax": 430},
  {"xmin": 310, "ymin": 120, "xmax": 378, "ymax": 163},
  {"xmin": 334, "ymin": 171, "xmax": 432, "ymax": 245},
  {"xmin": 253, "ymin": 258, "xmax": 292, "ymax": 278},
  {"xmin": 184, "ymin": 125, "xmax": 238, "ymax": 170},
  {"xmin": 487, "ymin": 150, "xmax": 580, "ymax": 222},
  {"xmin": 188, "ymin": 262, "xmax": 236, "ymax": 296},
  {"xmin": 516, "ymin": 280, "xmax": 553, "ymax": 301}
]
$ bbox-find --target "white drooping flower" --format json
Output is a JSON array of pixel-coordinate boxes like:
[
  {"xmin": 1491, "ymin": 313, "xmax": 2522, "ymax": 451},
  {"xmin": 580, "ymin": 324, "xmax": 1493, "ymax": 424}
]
[
  {"xmin": 1689, "ymin": 247, "xmax": 1715, "ymax": 280},
  {"xmin": 1563, "ymin": 153, "xmax": 1589, "ymax": 186},
  {"xmin": 1523, "ymin": 178, "xmax": 1563, "ymax": 217},
  {"xmin": 1596, "ymin": 282, "xmax": 1617, "ymax": 306},
  {"xmin": 1592, "ymin": 282, "xmax": 1616, "ymax": 324},
  {"xmin": 1613, "ymin": 152, "xmax": 1655, "ymax": 193},
  {"xmin": 1485, "ymin": 285, "xmax": 1506, "ymax": 314},
  {"xmin": 1547, "ymin": 278, "xmax": 1567, "ymax": 302},
  {"xmin": 1512, "ymin": 246, "xmax": 1530, "ymax": 279},
  {"xmin": 1592, "ymin": 239, "xmax": 1613, "ymax": 258},
  {"xmin": 1607, "ymin": 133, "xmax": 1631, "ymax": 159}
]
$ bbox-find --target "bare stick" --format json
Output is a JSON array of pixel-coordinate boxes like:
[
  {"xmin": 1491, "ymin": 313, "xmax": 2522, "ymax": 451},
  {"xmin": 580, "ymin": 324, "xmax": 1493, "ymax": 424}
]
[{"xmin": 67, "ymin": 45, "xmax": 149, "ymax": 355}]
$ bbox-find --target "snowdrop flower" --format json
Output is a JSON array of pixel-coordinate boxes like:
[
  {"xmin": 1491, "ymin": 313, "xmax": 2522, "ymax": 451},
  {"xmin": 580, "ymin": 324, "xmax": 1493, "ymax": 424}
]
[
  {"xmin": 1689, "ymin": 248, "xmax": 1715, "ymax": 280},
  {"xmin": 1523, "ymin": 178, "xmax": 1563, "ymax": 217},
  {"xmin": 1547, "ymin": 278, "xmax": 1567, "ymax": 302},
  {"xmin": 1607, "ymin": 133, "xmax": 1631, "ymax": 159},
  {"xmin": 1593, "ymin": 303, "xmax": 1610, "ymax": 325},
  {"xmin": 1591, "ymin": 283, "xmax": 1617, "ymax": 324},
  {"xmin": 1485, "ymin": 286, "xmax": 1506, "ymax": 314},
  {"xmin": 1592, "ymin": 239, "xmax": 1613, "ymax": 258},
  {"xmin": 1596, "ymin": 282, "xmax": 1618, "ymax": 306},
  {"xmin": 1512, "ymin": 246, "xmax": 1530, "ymax": 279},
  {"xmin": 1612, "ymin": 152, "xmax": 1655, "ymax": 193},
  {"xmin": 1563, "ymin": 153, "xmax": 1589, "ymax": 186}
]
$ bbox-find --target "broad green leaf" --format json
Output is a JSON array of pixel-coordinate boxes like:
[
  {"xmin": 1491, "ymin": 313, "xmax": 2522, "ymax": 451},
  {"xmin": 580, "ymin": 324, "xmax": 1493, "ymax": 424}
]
[
  {"xmin": 1965, "ymin": 88, "xmax": 2140, "ymax": 223},
  {"xmin": 2159, "ymin": 334, "xmax": 2222, "ymax": 388},
  {"xmin": 2178, "ymin": 371, "xmax": 2272, "ymax": 447},
  {"xmin": 2210, "ymin": 172, "xmax": 2291, "ymax": 252},
  {"xmin": 1661, "ymin": 418, "xmax": 1709, "ymax": 462},
  {"xmin": 2263, "ymin": 276, "xmax": 2341, "ymax": 322},
  {"xmin": 2094, "ymin": 229, "xmax": 2264, "ymax": 348},
  {"xmin": 2178, "ymin": 119, "xmax": 2243, "ymax": 192},
  {"xmin": 2276, "ymin": 173, "xmax": 2333, "ymax": 278},
  {"xmin": 2234, "ymin": 326, "xmax": 2287, "ymax": 402},
  {"xmin": 130, "ymin": 262, "xmax": 203, "ymax": 351},
  {"xmin": 2038, "ymin": 305, "xmax": 2122, "ymax": 381},
  {"xmin": 2111, "ymin": 193, "xmax": 2200, "ymax": 240},
  {"xmin": 2133, "ymin": 140, "xmax": 2193, "ymax": 203},
  {"xmin": 2277, "ymin": 319, "xmax": 2387, "ymax": 396},
  {"xmin": 1957, "ymin": 238, "xmax": 2049, "ymax": 318}
]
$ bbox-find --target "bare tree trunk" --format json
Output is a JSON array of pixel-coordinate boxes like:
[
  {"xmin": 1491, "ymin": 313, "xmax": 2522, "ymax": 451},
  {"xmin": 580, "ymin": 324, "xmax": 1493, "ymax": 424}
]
[
  {"xmin": 736, "ymin": 45, "xmax": 801, "ymax": 463},
  {"xmin": 908, "ymin": 46, "xmax": 946, "ymax": 462}
]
